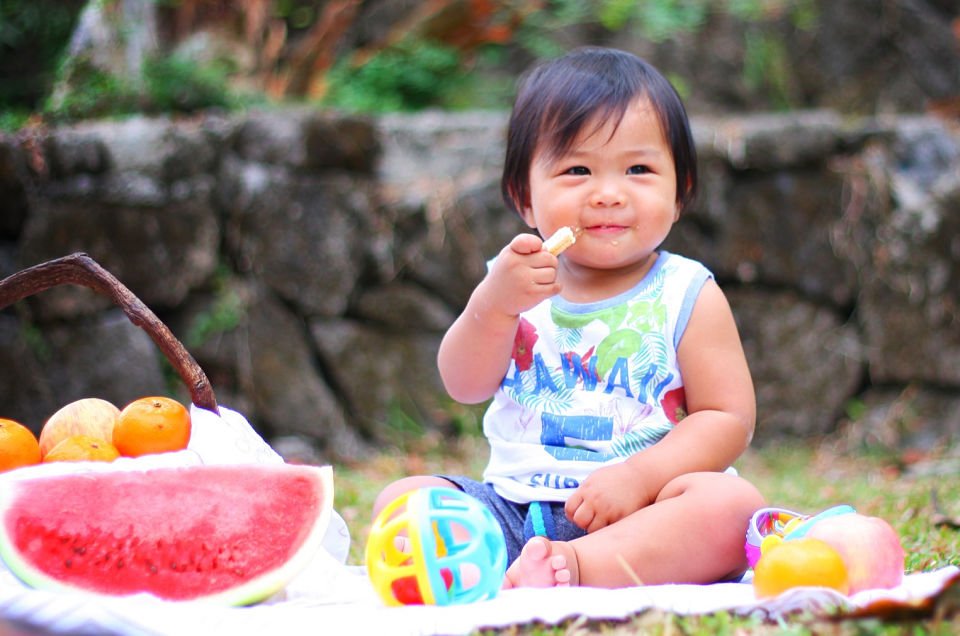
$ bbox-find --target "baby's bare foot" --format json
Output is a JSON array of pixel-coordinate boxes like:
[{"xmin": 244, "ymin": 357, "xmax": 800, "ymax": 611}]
[{"xmin": 502, "ymin": 536, "xmax": 579, "ymax": 589}]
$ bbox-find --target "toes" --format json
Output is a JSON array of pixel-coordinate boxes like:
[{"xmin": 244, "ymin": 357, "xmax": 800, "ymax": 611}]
[
  {"xmin": 522, "ymin": 536, "xmax": 550, "ymax": 560},
  {"xmin": 503, "ymin": 537, "xmax": 577, "ymax": 590}
]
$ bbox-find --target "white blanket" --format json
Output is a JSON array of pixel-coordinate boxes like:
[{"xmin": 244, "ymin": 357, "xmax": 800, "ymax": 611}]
[
  {"xmin": 0, "ymin": 559, "xmax": 956, "ymax": 635},
  {"xmin": 2, "ymin": 405, "xmax": 954, "ymax": 634}
]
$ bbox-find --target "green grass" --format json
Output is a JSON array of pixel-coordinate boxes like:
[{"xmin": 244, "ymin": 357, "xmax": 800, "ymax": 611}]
[{"xmin": 334, "ymin": 433, "xmax": 960, "ymax": 634}]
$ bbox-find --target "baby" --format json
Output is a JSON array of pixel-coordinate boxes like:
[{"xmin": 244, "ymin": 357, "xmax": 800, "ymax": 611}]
[{"xmin": 374, "ymin": 46, "xmax": 764, "ymax": 588}]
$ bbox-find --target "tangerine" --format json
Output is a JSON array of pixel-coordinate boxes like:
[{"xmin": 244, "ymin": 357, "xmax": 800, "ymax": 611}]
[
  {"xmin": 113, "ymin": 397, "xmax": 191, "ymax": 457},
  {"xmin": 43, "ymin": 435, "xmax": 120, "ymax": 463},
  {"xmin": 753, "ymin": 537, "xmax": 850, "ymax": 598},
  {"xmin": 0, "ymin": 418, "xmax": 42, "ymax": 472}
]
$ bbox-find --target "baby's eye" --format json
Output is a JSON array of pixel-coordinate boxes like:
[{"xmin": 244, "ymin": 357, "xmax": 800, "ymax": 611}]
[
  {"xmin": 563, "ymin": 166, "xmax": 590, "ymax": 176},
  {"xmin": 627, "ymin": 165, "xmax": 651, "ymax": 175}
]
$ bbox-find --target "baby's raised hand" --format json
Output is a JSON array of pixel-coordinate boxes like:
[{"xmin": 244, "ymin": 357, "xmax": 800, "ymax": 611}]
[
  {"xmin": 479, "ymin": 233, "xmax": 562, "ymax": 317},
  {"xmin": 564, "ymin": 462, "xmax": 655, "ymax": 533}
]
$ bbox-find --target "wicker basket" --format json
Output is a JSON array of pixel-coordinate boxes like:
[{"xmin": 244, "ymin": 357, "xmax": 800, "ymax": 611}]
[{"xmin": 0, "ymin": 252, "xmax": 218, "ymax": 413}]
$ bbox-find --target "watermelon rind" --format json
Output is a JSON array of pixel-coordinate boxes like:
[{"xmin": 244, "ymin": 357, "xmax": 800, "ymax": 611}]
[{"xmin": 0, "ymin": 463, "xmax": 334, "ymax": 606}]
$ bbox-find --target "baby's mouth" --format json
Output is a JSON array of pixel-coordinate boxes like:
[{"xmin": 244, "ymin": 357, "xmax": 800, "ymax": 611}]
[{"xmin": 583, "ymin": 223, "xmax": 630, "ymax": 234}]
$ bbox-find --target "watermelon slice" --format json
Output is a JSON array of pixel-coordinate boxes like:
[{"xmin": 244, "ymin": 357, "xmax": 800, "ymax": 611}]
[{"xmin": 0, "ymin": 463, "xmax": 333, "ymax": 605}]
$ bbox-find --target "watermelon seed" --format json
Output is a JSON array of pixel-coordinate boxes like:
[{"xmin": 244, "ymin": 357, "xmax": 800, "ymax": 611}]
[
  {"xmin": 73, "ymin": 546, "xmax": 86, "ymax": 555},
  {"xmin": 64, "ymin": 558, "xmax": 72, "ymax": 569},
  {"xmin": 116, "ymin": 558, "xmax": 124, "ymax": 569},
  {"xmin": 149, "ymin": 564, "xmax": 158, "ymax": 574}
]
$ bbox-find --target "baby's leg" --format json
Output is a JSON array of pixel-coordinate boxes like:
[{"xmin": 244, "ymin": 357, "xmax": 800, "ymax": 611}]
[
  {"xmin": 502, "ymin": 536, "xmax": 578, "ymax": 588},
  {"xmin": 371, "ymin": 475, "xmax": 460, "ymax": 520},
  {"xmin": 569, "ymin": 472, "xmax": 764, "ymax": 588},
  {"xmin": 372, "ymin": 476, "xmax": 461, "ymax": 553}
]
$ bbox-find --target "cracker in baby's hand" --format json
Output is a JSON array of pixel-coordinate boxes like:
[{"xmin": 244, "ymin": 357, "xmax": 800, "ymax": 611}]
[{"xmin": 542, "ymin": 226, "xmax": 579, "ymax": 256}]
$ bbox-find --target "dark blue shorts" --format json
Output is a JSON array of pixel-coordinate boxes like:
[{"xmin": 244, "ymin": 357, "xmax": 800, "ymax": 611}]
[{"xmin": 438, "ymin": 475, "xmax": 587, "ymax": 565}]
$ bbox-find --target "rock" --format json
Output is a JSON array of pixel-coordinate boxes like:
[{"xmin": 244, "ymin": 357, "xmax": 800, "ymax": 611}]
[
  {"xmin": 838, "ymin": 118, "xmax": 960, "ymax": 386},
  {"xmin": 310, "ymin": 318, "xmax": 447, "ymax": 443},
  {"xmin": 220, "ymin": 160, "xmax": 384, "ymax": 317},
  {"xmin": 376, "ymin": 111, "xmax": 508, "ymax": 210},
  {"xmin": 2, "ymin": 109, "xmax": 959, "ymax": 451},
  {"xmin": 394, "ymin": 180, "xmax": 519, "ymax": 307},
  {"xmin": 270, "ymin": 434, "xmax": 325, "ymax": 466},
  {"xmin": 804, "ymin": 1, "xmax": 960, "ymax": 113},
  {"xmin": 703, "ymin": 111, "xmax": 845, "ymax": 170},
  {"xmin": 667, "ymin": 160, "xmax": 858, "ymax": 306},
  {"xmin": 353, "ymin": 282, "xmax": 455, "ymax": 332},
  {"xmin": 0, "ymin": 310, "xmax": 169, "ymax": 433},
  {"xmin": 18, "ymin": 195, "xmax": 220, "ymax": 316},
  {"xmin": 168, "ymin": 278, "xmax": 371, "ymax": 461},
  {"xmin": 0, "ymin": 314, "xmax": 55, "ymax": 433},
  {"xmin": 728, "ymin": 289, "xmax": 863, "ymax": 439},
  {"xmin": 0, "ymin": 135, "xmax": 30, "ymax": 239},
  {"xmin": 232, "ymin": 110, "xmax": 378, "ymax": 174},
  {"xmin": 834, "ymin": 386, "xmax": 960, "ymax": 452},
  {"xmin": 241, "ymin": 284, "xmax": 370, "ymax": 462}
]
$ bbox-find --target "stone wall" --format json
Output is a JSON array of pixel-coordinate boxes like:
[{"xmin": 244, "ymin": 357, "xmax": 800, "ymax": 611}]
[{"xmin": 1, "ymin": 109, "xmax": 959, "ymax": 462}]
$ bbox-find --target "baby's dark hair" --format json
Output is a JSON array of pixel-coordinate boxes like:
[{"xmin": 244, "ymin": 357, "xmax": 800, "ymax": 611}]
[{"xmin": 501, "ymin": 47, "xmax": 697, "ymax": 216}]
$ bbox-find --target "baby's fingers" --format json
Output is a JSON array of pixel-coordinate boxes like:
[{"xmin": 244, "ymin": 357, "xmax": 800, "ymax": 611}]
[
  {"xmin": 528, "ymin": 265, "xmax": 561, "ymax": 286},
  {"xmin": 509, "ymin": 232, "xmax": 549, "ymax": 256}
]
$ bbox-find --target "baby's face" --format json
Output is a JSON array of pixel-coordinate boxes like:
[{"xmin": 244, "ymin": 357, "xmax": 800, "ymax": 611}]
[{"xmin": 521, "ymin": 97, "xmax": 680, "ymax": 278}]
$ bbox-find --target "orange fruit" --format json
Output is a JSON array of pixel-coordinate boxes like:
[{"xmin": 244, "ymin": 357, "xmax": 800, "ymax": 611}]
[
  {"xmin": 0, "ymin": 418, "xmax": 42, "ymax": 472},
  {"xmin": 43, "ymin": 435, "xmax": 120, "ymax": 463},
  {"xmin": 753, "ymin": 537, "xmax": 850, "ymax": 598},
  {"xmin": 113, "ymin": 397, "xmax": 191, "ymax": 457},
  {"xmin": 39, "ymin": 398, "xmax": 120, "ymax": 456}
]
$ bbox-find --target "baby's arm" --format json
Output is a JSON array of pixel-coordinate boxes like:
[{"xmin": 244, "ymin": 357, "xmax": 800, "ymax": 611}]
[
  {"xmin": 438, "ymin": 233, "xmax": 563, "ymax": 404},
  {"xmin": 565, "ymin": 279, "xmax": 756, "ymax": 531}
]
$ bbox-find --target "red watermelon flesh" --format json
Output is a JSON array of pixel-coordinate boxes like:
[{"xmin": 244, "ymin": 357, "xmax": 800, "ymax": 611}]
[{"xmin": 0, "ymin": 463, "xmax": 333, "ymax": 605}]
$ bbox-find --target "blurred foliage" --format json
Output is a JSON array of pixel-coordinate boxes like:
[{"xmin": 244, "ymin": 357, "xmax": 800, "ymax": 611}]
[
  {"xmin": 41, "ymin": 54, "xmax": 246, "ymax": 122},
  {"xmin": 322, "ymin": 39, "xmax": 467, "ymax": 112},
  {"xmin": 41, "ymin": 61, "xmax": 139, "ymax": 122},
  {"xmin": 0, "ymin": 0, "xmax": 84, "ymax": 106},
  {"xmin": 321, "ymin": 0, "xmax": 820, "ymax": 112},
  {"xmin": 0, "ymin": 0, "xmax": 826, "ymax": 123},
  {"xmin": 0, "ymin": 110, "xmax": 30, "ymax": 132}
]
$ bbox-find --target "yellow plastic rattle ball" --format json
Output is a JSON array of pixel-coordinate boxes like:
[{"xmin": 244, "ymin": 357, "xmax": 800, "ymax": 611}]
[
  {"xmin": 365, "ymin": 487, "xmax": 507, "ymax": 606},
  {"xmin": 753, "ymin": 537, "xmax": 850, "ymax": 598}
]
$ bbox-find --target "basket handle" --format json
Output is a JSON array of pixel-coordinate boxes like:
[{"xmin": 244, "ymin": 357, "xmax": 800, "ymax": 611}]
[{"xmin": 0, "ymin": 252, "xmax": 218, "ymax": 413}]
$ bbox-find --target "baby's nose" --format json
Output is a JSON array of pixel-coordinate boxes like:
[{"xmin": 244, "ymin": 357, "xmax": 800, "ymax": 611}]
[{"xmin": 589, "ymin": 184, "xmax": 625, "ymax": 207}]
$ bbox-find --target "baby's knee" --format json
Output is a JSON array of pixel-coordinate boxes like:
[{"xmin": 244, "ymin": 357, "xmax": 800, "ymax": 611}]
[
  {"xmin": 372, "ymin": 475, "xmax": 459, "ymax": 518},
  {"xmin": 716, "ymin": 473, "xmax": 765, "ymax": 513},
  {"xmin": 663, "ymin": 472, "xmax": 765, "ymax": 517}
]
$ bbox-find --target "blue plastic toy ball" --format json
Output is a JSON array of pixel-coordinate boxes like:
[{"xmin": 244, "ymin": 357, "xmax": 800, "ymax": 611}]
[{"xmin": 366, "ymin": 487, "xmax": 508, "ymax": 606}]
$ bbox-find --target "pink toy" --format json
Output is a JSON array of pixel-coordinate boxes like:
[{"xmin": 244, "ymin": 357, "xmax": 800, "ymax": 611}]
[{"xmin": 744, "ymin": 505, "xmax": 855, "ymax": 568}]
